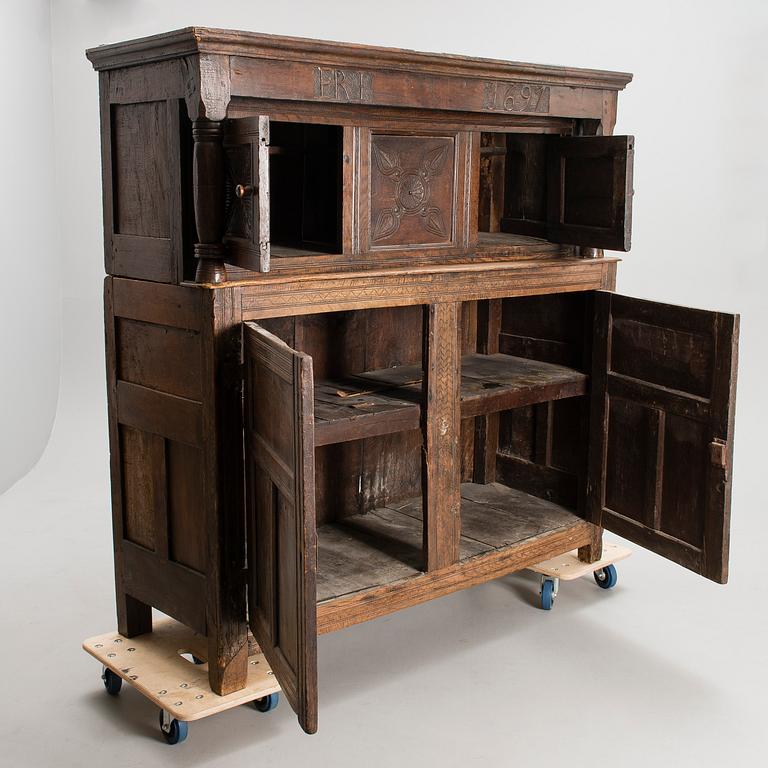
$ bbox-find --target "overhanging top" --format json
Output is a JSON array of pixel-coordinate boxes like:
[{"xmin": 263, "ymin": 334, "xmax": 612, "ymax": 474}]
[{"xmin": 86, "ymin": 27, "xmax": 633, "ymax": 91}]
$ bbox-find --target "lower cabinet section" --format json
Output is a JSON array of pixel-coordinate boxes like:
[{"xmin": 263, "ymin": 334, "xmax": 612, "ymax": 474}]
[
  {"xmin": 239, "ymin": 287, "xmax": 738, "ymax": 735},
  {"xmin": 316, "ymin": 481, "xmax": 592, "ymax": 631}
]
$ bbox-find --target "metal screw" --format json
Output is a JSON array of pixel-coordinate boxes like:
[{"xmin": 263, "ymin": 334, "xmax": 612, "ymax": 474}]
[{"xmin": 158, "ymin": 690, "xmax": 167, "ymax": 695}]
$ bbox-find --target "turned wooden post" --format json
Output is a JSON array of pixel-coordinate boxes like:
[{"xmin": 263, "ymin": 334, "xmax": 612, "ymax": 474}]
[{"xmin": 193, "ymin": 120, "xmax": 227, "ymax": 284}]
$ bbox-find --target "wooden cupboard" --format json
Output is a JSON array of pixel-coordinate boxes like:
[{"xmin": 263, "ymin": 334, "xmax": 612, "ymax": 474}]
[{"xmin": 87, "ymin": 28, "xmax": 739, "ymax": 736}]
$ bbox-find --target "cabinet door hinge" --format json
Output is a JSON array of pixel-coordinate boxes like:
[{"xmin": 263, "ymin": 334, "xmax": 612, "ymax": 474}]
[{"xmin": 709, "ymin": 440, "xmax": 728, "ymax": 479}]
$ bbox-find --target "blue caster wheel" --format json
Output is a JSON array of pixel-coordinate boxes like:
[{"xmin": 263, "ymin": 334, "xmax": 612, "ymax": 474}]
[
  {"xmin": 594, "ymin": 564, "xmax": 618, "ymax": 590},
  {"xmin": 102, "ymin": 667, "xmax": 122, "ymax": 696},
  {"xmin": 254, "ymin": 692, "xmax": 280, "ymax": 712},
  {"xmin": 540, "ymin": 578, "xmax": 555, "ymax": 610},
  {"xmin": 159, "ymin": 711, "xmax": 188, "ymax": 745}
]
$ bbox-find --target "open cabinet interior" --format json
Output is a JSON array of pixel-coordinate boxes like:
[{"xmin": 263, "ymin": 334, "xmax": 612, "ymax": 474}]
[
  {"xmin": 269, "ymin": 121, "xmax": 343, "ymax": 257},
  {"xmin": 478, "ymin": 131, "xmax": 634, "ymax": 252},
  {"xmin": 255, "ymin": 293, "xmax": 594, "ymax": 605}
]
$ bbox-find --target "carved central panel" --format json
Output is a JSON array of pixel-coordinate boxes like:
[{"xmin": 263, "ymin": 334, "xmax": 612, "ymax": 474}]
[{"xmin": 369, "ymin": 135, "xmax": 455, "ymax": 248}]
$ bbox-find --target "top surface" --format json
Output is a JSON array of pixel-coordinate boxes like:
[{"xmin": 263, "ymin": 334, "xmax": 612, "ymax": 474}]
[{"xmin": 86, "ymin": 26, "xmax": 632, "ymax": 89}]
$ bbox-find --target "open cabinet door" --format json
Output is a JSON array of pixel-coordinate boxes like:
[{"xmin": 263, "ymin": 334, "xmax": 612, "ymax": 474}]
[
  {"xmin": 223, "ymin": 116, "xmax": 271, "ymax": 272},
  {"xmin": 587, "ymin": 293, "xmax": 739, "ymax": 583},
  {"xmin": 547, "ymin": 136, "xmax": 634, "ymax": 251},
  {"xmin": 243, "ymin": 322, "xmax": 317, "ymax": 733}
]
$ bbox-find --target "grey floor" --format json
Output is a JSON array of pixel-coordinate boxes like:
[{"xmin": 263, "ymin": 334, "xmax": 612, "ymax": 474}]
[{"xmin": 2, "ymin": 303, "xmax": 765, "ymax": 768}]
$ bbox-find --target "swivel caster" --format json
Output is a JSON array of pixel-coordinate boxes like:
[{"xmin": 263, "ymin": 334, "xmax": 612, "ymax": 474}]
[
  {"xmin": 159, "ymin": 710, "xmax": 188, "ymax": 745},
  {"xmin": 594, "ymin": 564, "xmax": 618, "ymax": 590},
  {"xmin": 101, "ymin": 667, "xmax": 122, "ymax": 696},
  {"xmin": 253, "ymin": 692, "xmax": 280, "ymax": 712},
  {"xmin": 540, "ymin": 577, "xmax": 558, "ymax": 610}
]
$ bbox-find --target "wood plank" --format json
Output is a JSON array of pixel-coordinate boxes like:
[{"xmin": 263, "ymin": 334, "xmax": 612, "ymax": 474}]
[
  {"xmin": 202, "ymin": 288, "xmax": 249, "ymax": 695},
  {"xmin": 116, "ymin": 381, "xmax": 202, "ymax": 446},
  {"xmin": 350, "ymin": 352, "xmax": 586, "ymax": 419},
  {"xmin": 112, "ymin": 278, "xmax": 202, "ymax": 330},
  {"xmin": 122, "ymin": 541, "xmax": 207, "ymax": 635},
  {"xmin": 317, "ymin": 517, "xmax": 593, "ymax": 634},
  {"xmin": 105, "ymin": 278, "xmax": 152, "ymax": 637},
  {"xmin": 237, "ymin": 258, "xmax": 620, "ymax": 317},
  {"xmin": 313, "ymin": 379, "xmax": 420, "ymax": 446},
  {"xmin": 422, "ymin": 303, "xmax": 461, "ymax": 570}
]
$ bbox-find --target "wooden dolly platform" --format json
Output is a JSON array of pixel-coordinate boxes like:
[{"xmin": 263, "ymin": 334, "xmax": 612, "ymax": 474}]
[
  {"xmin": 529, "ymin": 542, "xmax": 632, "ymax": 610},
  {"xmin": 83, "ymin": 618, "xmax": 281, "ymax": 744}
]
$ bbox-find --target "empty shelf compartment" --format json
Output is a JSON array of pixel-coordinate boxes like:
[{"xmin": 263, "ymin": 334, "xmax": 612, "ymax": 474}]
[
  {"xmin": 314, "ymin": 378, "xmax": 421, "ymax": 446},
  {"xmin": 347, "ymin": 353, "xmax": 586, "ymax": 419},
  {"xmin": 316, "ymin": 482, "xmax": 582, "ymax": 602}
]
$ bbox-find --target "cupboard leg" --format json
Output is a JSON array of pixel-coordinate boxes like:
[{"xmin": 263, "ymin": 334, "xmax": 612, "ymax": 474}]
[
  {"xmin": 116, "ymin": 591, "xmax": 152, "ymax": 637},
  {"xmin": 578, "ymin": 526, "xmax": 603, "ymax": 563},
  {"xmin": 207, "ymin": 630, "xmax": 249, "ymax": 695}
]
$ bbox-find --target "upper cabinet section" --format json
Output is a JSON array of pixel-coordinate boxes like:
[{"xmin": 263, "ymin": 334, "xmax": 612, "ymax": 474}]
[{"xmin": 87, "ymin": 28, "xmax": 633, "ymax": 284}]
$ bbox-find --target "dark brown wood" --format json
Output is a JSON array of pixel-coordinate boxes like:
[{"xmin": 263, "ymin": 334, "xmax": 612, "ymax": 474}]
[
  {"xmin": 547, "ymin": 136, "xmax": 634, "ymax": 251},
  {"xmin": 317, "ymin": 482, "xmax": 580, "ymax": 602},
  {"xmin": 88, "ymin": 29, "xmax": 742, "ymax": 741},
  {"xmin": 193, "ymin": 120, "xmax": 227, "ymax": 283},
  {"xmin": 243, "ymin": 322, "xmax": 318, "ymax": 734},
  {"xmin": 587, "ymin": 292, "xmax": 739, "ymax": 583},
  {"xmin": 202, "ymin": 288, "xmax": 249, "ymax": 695},
  {"xmin": 317, "ymin": 515, "xmax": 594, "ymax": 634},
  {"xmin": 577, "ymin": 525, "xmax": 603, "ymax": 563},
  {"xmin": 422, "ymin": 303, "xmax": 461, "ymax": 570}
]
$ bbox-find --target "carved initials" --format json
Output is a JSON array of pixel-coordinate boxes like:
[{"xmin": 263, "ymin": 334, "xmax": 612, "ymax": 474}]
[
  {"xmin": 314, "ymin": 67, "xmax": 373, "ymax": 103},
  {"xmin": 482, "ymin": 81, "xmax": 550, "ymax": 113}
]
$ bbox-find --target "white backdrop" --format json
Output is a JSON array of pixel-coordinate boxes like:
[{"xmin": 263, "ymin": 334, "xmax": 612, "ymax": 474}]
[{"xmin": 2, "ymin": 2, "xmax": 767, "ymax": 765}]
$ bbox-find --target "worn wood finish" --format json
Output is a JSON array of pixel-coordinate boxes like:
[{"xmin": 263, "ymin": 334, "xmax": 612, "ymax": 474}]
[
  {"xmin": 193, "ymin": 120, "xmax": 228, "ymax": 283},
  {"xmin": 547, "ymin": 136, "xmax": 634, "ymax": 251},
  {"xmin": 89, "ymin": 28, "xmax": 742, "ymax": 740},
  {"xmin": 202, "ymin": 287, "xmax": 249, "ymax": 695},
  {"xmin": 422, "ymin": 303, "xmax": 461, "ymax": 570},
  {"xmin": 587, "ymin": 292, "xmax": 739, "ymax": 583},
  {"xmin": 317, "ymin": 482, "xmax": 580, "ymax": 602},
  {"xmin": 243, "ymin": 322, "xmax": 318, "ymax": 734},
  {"xmin": 317, "ymin": 515, "xmax": 594, "ymax": 634}
]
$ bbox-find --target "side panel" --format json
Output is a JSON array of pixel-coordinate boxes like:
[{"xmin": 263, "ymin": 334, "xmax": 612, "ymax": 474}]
[
  {"xmin": 105, "ymin": 278, "xmax": 207, "ymax": 635},
  {"xmin": 100, "ymin": 67, "xmax": 188, "ymax": 282},
  {"xmin": 243, "ymin": 322, "xmax": 318, "ymax": 733},
  {"xmin": 587, "ymin": 292, "xmax": 739, "ymax": 582}
]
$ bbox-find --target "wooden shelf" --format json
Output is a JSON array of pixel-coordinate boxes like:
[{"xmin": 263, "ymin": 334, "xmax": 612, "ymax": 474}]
[
  {"xmin": 341, "ymin": 352, "xmax": 586, "ymax": 424},
  {"xmin": 314, "ymin": 378, "xmax": 420, "ymax": 447},
  {"xmin": 316, "ymin": 482, "xmax": 582, "ymax": 603}
]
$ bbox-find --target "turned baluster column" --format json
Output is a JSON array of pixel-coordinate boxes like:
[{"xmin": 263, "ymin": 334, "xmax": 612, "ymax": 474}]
[{"xmin": 193, "ymin": 120, "xmax": 227, "ymax": 284}]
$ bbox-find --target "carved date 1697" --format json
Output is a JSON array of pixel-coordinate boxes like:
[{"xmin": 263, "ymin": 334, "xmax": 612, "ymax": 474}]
[{"xmin": 482, "ymin": 81, "xmax": 550, "ymax": 113}]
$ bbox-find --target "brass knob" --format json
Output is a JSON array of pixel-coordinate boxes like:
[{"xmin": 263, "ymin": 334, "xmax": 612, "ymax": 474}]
[{"xmin": 235, "ymin": 184, "xmax": 254, "ymax": 199}]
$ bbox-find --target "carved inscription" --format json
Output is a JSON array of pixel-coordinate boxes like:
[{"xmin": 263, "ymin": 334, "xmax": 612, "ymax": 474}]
[
  {"xmin": 482, "ymin": 81, "xmax": 550, "ymax": 113},
  {"xmin": 314, "ymin": 67, "xmax": 373, "ymax": 103}
]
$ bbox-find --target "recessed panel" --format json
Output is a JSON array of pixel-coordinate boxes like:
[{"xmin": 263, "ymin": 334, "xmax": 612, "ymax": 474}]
[
  {"xmin": 112, "ymin": 101, "xmax": 170, "ymax": 238},
  {"xmin": 369, "ymin": 135, "xmax": 455, "ymax": 248}
]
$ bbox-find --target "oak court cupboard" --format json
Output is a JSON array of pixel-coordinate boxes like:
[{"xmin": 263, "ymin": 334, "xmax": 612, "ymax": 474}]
[{"xmin": 85, "ymin": 27, "xmax": 739, "ymax": 737}]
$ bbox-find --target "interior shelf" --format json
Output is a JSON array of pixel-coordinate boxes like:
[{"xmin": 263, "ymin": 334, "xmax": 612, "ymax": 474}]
[
  {"xmin": 316, "ymin": 482, "xmax": 582, "ymax": 602},
  {"xmin": 355, "ymin": 355, "xmax": 587, "ymax": 416},
  {"xmin": 314, "ymin": 378, "xmax": 420, "ymax": 447}
]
